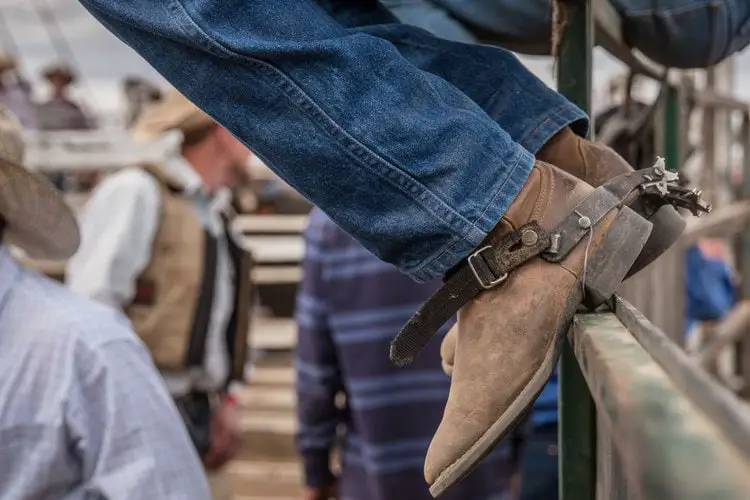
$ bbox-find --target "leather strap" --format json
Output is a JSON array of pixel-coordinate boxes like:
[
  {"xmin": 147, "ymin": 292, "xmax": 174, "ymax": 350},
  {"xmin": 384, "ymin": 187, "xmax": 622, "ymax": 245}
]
[
  {"xmin": 541, "ymin": 186, "xmax": 619, "ymax": 263},
  {"xmin": 388, "ymin": 165, "xmax": 703, "ymax": 366},
  {"xmin": 186, "ymin": 230, "xmax": 218, "ymax": 367},
  {"xmin": 389, "ymin": 222, "xmax": 550, "ymax": 366}
]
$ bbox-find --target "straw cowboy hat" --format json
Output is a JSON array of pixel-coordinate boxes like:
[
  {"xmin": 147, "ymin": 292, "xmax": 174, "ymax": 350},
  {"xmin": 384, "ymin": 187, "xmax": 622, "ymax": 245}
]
[
  {"xmin": 0, "ymin": 107, "xmax": 79, "ymax": 259},
  {"xmin": 131, "ymin": 88, "xmax": 215, "ymax": 143}
]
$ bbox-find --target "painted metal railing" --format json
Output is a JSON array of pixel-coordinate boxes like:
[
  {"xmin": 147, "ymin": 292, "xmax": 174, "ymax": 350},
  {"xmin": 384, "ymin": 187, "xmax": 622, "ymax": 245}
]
[{"xmin": 557, "ymin": 0, "xmax": 750, "ymax": 498}]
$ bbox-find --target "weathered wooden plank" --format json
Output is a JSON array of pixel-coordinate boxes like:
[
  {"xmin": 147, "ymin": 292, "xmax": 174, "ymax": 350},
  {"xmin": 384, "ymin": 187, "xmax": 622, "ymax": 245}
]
[
  {"xmin": 572, "ymin": 311, "xmax": 750, "ymax": 499},
  {"xmin": 613, "ymin": 296, "xmax": 750, "ymax": 458},
  {"xmin": 617, "ymin": 245, "xmax": 685, "ymax": 343},
  {"xmin": 250, "ymin": 316, "xmax": 297, "ymax": 350},
  {"xmin": 687, "ymin": 88, "xmax": 750, "ymax": 113},
  {"xmin": 252, "ymin": 266, "xmax": 301, "ymax": 285},
  {"xmin": 240, "ymin": 236, "xmax": 303, "ymax": 264},
  {"xmin": 233, "ymin": 215, "xmax": 307, "ymax": 235},
  {"xmin": 680, "ymin": 200, "xmax": 750, "ymax": 246},
  {"xmin": 697, "ymin": 302, "xmax": 750, "ymax": 367}
]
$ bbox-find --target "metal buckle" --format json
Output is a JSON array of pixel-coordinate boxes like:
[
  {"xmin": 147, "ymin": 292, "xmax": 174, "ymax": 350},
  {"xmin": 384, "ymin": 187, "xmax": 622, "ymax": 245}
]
[{"xmin": 468, "ymin": 246, "xmax": 508, "ymax": 289}]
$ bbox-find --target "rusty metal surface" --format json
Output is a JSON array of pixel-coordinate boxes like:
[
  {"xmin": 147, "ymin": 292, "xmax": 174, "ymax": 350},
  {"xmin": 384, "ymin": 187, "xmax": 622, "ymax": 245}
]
[{"xmin": 571, "ymin": 311, "xmax": 750, "ymax": 499}]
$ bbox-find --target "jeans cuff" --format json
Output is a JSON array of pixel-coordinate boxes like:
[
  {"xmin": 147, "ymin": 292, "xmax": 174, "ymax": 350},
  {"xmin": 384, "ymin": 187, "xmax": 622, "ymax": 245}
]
[
  {"xmin": 407, "ymin": 147, "xmax": 536, "ymax": 282},
  {"xmin": 517, "ymin": 104, "xmax": 589, "ymax": 154}
]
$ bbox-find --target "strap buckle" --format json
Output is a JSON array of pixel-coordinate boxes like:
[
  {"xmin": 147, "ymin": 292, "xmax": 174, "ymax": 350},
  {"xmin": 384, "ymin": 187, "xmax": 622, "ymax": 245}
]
[{"xmin": 468, "ymin": 246, "xmax": 508, "ymax": 289}]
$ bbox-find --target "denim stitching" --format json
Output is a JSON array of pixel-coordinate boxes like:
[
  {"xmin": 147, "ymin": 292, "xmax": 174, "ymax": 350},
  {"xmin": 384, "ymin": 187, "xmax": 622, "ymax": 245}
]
[
  {"xmin": 162, "ymin": 0, "xmax": 496, "ymax": 244},
  {"xmin": 84, "ymin": 0, "xmax": 535, "ymax": 280},
  {"xmin": 410, "ymin": 147, "xmax": 534, "ymax": 280}
]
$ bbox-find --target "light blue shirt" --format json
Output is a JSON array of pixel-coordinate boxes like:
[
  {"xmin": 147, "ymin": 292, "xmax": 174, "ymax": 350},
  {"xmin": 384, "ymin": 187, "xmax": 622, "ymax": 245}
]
[
  {"xmin": 0, "ymin": 245, "xmax": 210, "ymax": 499},
  {"xmin": 66, "ymin": 156, "xmax": 235, "ymax": 396}
]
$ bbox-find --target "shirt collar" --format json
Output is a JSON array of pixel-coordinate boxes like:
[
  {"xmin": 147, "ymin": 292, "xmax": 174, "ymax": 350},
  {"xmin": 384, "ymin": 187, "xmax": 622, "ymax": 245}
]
[
  {"xmin": 163, "ymin": 154, "xmax": 205, "ymax": 196},
  {"xmin": 163, "ymin": 155, "xmax": 233, "ymax": 213}
]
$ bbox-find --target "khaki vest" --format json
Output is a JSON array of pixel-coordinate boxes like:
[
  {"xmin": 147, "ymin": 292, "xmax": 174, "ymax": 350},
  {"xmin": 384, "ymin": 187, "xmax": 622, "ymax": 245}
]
[{"xmin": 126, "ymin": 164, "xmax": 253, "ymax": 385}]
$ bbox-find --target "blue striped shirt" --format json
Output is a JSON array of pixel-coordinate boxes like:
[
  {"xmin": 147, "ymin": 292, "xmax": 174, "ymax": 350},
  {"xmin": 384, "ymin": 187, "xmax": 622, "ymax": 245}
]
[{"xmin": 295, "ymin": 210, "xmax": 512, "ymax": 500}]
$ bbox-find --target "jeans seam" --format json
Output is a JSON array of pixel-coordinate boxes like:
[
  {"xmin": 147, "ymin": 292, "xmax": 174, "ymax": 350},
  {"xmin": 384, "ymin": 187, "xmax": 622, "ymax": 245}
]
[
  {"xmin": 473, "ymin": 146, "xmax": 527, "ymax": 226},
  {"xmin": 518, "ymin": 107, "xmax": 567, "ymax": 151},
  {"xmin": 161, "ymin": 0, "xmax": 493, "ymax": 244},
  {"xmin": 409, "ymin": 147, "xmax": 532, "ymax": 278}
]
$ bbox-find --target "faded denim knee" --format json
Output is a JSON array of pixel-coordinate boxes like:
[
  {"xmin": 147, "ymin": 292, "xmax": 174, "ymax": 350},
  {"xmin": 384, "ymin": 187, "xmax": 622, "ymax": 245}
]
[{"xmin": 616, "ymin": 0, "xmax": 750, "ymax": 68}]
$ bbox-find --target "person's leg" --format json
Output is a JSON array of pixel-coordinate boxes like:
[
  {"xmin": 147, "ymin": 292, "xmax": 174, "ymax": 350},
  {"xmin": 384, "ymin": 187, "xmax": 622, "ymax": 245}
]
[
  {"xmin": 319, "ymin": 1, "xmax": 685, "ymax": 278},
  {"xmin": 316, "ymin": 0, "xmax": 587, "ymax": 155},
  {"xmin": 81, "ymin": 0, "xmax": 539, "ymax": 282},
  {"xmin": 614, "ymin": 0, "xmax": 750, "ymax": 68},
  {"xmin": 379, "ymin": 0, "xmax": 480, "ymax": 44},
  {"xmin": 383, "ymin": 0, "xmax": 551, "ymax": 52}
]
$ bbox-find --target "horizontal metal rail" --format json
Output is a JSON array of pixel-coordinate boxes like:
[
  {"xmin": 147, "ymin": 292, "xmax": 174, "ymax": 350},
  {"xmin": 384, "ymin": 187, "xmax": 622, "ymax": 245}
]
[
  {"xmin": 688, "ymin": 88, "xmax": 750, "ymax": 112},
  {"xmin": 572, "ymin": 304, "xmax": 750, "ymax": 499},
  {"xmin": 613, "ymin": 296, "xmax": 750, "ymax": 458}
]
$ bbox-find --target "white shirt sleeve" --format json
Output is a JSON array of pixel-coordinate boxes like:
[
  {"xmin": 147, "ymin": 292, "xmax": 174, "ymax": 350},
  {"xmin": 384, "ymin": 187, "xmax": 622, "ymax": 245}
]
[{"xmin": 66, "ymin": 168, "xmax": 161, "ymax": 309}]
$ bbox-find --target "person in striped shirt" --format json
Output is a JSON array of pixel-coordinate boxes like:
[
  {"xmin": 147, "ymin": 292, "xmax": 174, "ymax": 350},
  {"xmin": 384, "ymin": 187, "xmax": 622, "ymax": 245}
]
[{"xmin": 295, "ymin": 208, "xmax": 515, "ymax": 500}]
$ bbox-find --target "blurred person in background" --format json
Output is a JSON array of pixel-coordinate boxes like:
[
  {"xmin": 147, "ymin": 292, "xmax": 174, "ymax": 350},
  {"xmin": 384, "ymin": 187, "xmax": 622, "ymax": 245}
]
[
  {"xmin": 0, "ymin": 106, "xmax": 210, "ymax": 498},
  {"xmin": 295, "ymin": 208, "xmax": 517, "ymax": 500},
  {"xmin": 37, "ymin": 62, "xmax": 95, "ymax": 131},
  {"xmin": 66, "ymin": 89, "xmax": 255, "ymax": 500},
  {"xmin": 37, "ymin": 62, "xmax": 96, "ymax": 191},
  {"xmin": 685, "ymin": 239, "xmax": 738, "ymax": 336},
  {"xmin": 123, "ymin": 75, "xmax": 164, "ymax": 127},
  {"xmin": 381, "ymin": 0, "xmax": 750, "ymax": 69},
  {"xmin": 0, "ymin": 51, "xmax": 37, "ymax": 129}
]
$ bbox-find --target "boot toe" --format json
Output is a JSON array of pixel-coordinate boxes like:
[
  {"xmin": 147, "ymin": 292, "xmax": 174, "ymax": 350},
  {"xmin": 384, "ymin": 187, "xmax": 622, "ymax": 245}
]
[{"xmin": 424, "ymin": 419, "xmax": 468, "ymax": 486}]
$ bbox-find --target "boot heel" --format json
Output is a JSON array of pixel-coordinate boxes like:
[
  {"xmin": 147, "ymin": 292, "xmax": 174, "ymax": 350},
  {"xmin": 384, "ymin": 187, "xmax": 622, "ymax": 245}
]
[
  {"xmin": 625, "ymin": 201, "xmax": 686, "ymax": 279},
  {"xmin": 582, "ymin": 206, "xmax": 652, "ymax": 310}
]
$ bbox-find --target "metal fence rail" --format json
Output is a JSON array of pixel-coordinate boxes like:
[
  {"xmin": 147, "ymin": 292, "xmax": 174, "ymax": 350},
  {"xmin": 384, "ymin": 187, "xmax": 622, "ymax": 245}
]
[
  {"xmin": 573, "ymin": 301, "xmax": 750, "ymax": 500},
  {"xmin": 557, "ymin": 0, "xmax": 750, "ymax": 498}
]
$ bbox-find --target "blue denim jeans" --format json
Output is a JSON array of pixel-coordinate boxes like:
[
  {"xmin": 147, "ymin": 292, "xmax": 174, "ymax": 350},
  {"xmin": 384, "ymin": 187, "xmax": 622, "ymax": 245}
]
[
  {"xmin": 384, "ymin": 0, "xmax": 750, "ymax": 68},
  {"xmin": 80, "ymin": 0, "xmax": 585, "ymax": 281}
]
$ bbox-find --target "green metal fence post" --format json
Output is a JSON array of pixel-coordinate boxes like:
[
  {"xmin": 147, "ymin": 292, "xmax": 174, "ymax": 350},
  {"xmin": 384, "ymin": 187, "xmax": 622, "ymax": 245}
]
[{"xmin": 556, "ymin": 1, "xmax": 597, "ymax": 499}]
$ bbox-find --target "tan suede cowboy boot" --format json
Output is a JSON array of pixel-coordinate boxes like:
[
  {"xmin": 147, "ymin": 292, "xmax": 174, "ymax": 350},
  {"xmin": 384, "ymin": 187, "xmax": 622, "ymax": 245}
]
[
  {"xmin": 538, "ymin": 127, "xmax": 685, "ymax": 277},
  {"xmin": 391, "ymin": 161, "xmax": 656, "ymax": 498},
  {"xmin": 438, "ymin": 130, "xmax": 696, "ymax": 378}
]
